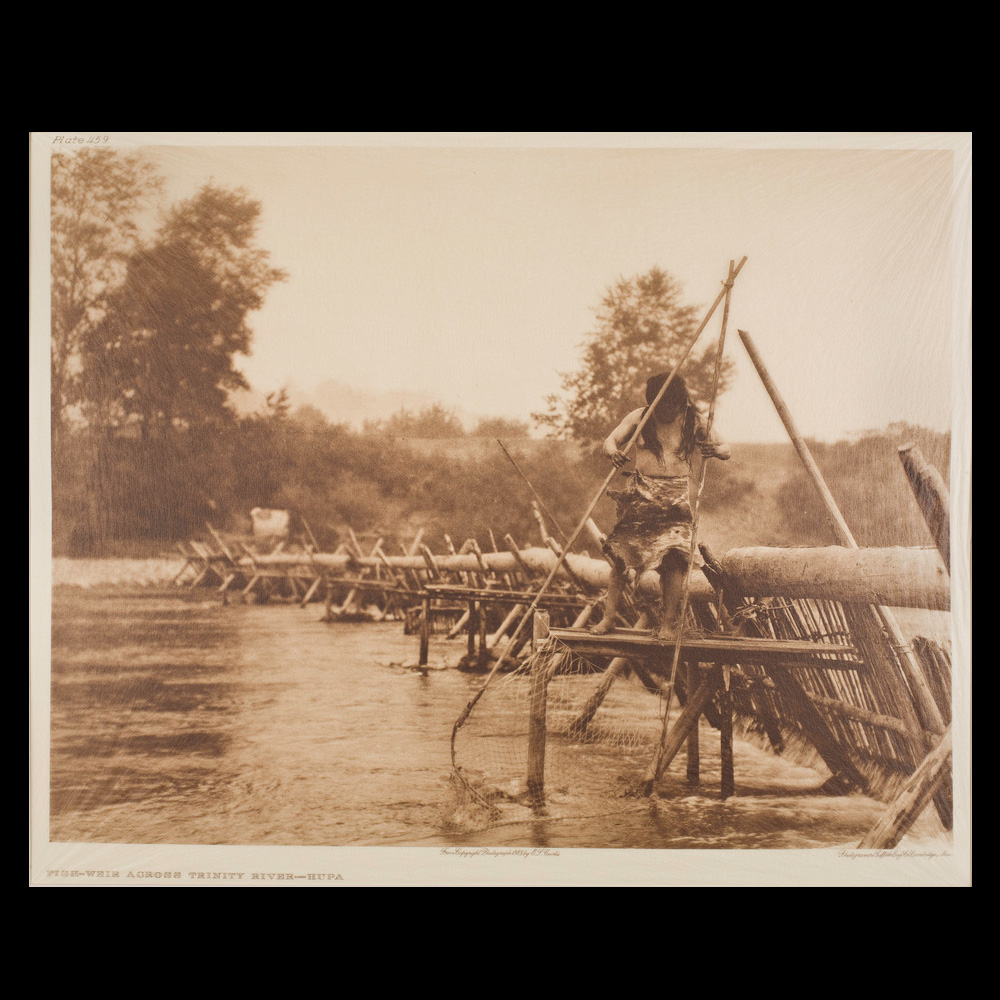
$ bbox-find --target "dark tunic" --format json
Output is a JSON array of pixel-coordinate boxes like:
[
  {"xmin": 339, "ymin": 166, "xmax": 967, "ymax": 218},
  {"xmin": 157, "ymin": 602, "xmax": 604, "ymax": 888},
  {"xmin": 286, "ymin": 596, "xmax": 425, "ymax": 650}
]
[{"xmin": 602, "ymin": 472, "xmax": 704, "ymax": 581}]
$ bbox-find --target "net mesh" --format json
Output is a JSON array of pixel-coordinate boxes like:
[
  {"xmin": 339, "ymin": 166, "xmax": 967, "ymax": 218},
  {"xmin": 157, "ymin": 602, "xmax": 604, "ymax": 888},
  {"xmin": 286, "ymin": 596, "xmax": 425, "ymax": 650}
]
[
  {"xmin": 448, "ymin": 596, "xmax": 952, "ymax": 832},
  {"xmin": 450, "ymin": 640, "xmax": 667, "ymax": 830}
]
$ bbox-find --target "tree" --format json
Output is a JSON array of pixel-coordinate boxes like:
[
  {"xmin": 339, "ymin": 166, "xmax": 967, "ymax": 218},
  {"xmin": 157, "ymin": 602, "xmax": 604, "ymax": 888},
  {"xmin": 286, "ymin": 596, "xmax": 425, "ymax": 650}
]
[
  {"xmin": 50, "ymin": 148, "xmax": 163, "ymax": 435},
  {"xmin": 80, "ymin": 184, "xmax": 286, "ymax": 435},
  {"xmin": 472, "ymin": 415, "xmax": 532, "ymax": 438},
  {"xmin": 365, "ymin": 404, "xmax": 466, "ymax": 438},
  {"xmin": 533, "ymin": 267, "xmax": 735, "ymax": 441}
]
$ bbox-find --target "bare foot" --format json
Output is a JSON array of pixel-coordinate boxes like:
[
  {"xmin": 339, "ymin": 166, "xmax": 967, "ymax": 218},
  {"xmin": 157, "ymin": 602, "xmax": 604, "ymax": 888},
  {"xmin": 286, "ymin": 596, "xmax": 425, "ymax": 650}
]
[
  {"xmin": 656, "ymin": 625, "xmax": 677, "ymax": 641},
  {"xmin": 589, "ymin": 619, "xmax": 616, "ymax": 636}
]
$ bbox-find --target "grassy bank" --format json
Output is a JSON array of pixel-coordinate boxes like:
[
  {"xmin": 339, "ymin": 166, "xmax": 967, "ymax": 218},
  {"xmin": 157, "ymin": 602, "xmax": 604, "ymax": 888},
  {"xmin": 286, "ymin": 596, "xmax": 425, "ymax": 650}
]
[{"xmin": 51, "ymin": 416, "xmax": 949, "ymax": 559}]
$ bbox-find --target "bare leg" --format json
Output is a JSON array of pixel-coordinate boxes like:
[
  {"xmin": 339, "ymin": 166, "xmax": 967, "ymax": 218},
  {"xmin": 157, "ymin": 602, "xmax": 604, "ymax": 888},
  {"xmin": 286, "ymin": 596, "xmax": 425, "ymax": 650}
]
[
  {"xmin": 657, "ymin": 559, "xmax": 686, "ymax": 639},
  {"xmin": 590, "ymin": 570, "xmax": 626, "ymax": 635}
]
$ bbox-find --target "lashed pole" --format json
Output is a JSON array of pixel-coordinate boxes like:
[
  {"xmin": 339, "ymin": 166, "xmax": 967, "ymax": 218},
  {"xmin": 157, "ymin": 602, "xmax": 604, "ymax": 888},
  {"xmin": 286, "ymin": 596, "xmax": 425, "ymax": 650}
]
[
  {"xmin": 496, "ymin": 439, "xmax": 570, "ymax": 544},
  {"xmin": 897, "ymin": 443, "xmax": 951, "ymax": 571},
  {"xmin": 738, "ymin": 330, "xmax": 946, "ymax": 743},
  {"xmin": 643, "ymin": 259, "xmax": 736, "ymax": 795}
]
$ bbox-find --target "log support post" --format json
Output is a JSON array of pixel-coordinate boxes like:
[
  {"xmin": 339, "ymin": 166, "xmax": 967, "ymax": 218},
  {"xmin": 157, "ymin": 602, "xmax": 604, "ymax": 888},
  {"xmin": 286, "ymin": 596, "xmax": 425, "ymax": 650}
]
[
  {"xmin": 643, "ymin": 665, "xmax": 724, "ymax": 795},
  {"xmin": 720, "ymin": 666, "xmax": 734, "ymax": 799},
  {"xmin": 685, "ymin": 662, "xmax": 701, "ymax": 785},
  {"xmin": 419, "ymin": 594, "xmax": 431, "ymax": 667},
  {"xmin": 477, "ymin": 604, "xmax": 490, "ymax": 670},
  {"xmin": 527, "ymin": 613, "xmax": 553, "ymax": 808},
  {"xmin": 467, "ymin": 601, "xmax": 477, "ymax": 659}
]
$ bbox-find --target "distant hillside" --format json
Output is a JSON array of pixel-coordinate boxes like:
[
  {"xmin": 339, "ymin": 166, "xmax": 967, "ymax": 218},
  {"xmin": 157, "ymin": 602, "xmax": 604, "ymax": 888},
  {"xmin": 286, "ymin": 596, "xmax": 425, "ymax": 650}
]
[
  {"xmin": 396, "ymin": 437, "xmax": 580, "ymax": 461},
  {"xmin": 52, "ymin": 407, "xmax": 948, "ymax": 559},
  {"xmin": 384, "ymin": 436, "xmax": 947, "ymax": 556}
]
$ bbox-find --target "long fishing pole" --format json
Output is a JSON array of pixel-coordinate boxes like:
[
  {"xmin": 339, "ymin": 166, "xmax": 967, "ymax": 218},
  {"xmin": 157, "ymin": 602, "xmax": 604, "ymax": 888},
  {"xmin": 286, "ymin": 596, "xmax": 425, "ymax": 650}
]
[
  {"xmin": 642, "ymin": 260, "xmax": 736, "ymax": 794},
  {"xmin": 451, "ymin": 257, "xmax": 747, "ymax": 768},
  {"xmin": 496, "ymin": 439, "xmax": 570, "ymax": 543}
]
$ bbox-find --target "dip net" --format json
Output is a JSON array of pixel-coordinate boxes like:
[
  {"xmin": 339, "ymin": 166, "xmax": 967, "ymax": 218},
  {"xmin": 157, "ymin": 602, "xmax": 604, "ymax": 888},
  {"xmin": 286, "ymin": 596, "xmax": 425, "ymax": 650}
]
[
  {"xmin": 450, "ymin": 636, "xmax": 674, "ymax": 831},
  {"xmin": 448, "ymin": 595, "xmax": 952, "ymax": 832}
]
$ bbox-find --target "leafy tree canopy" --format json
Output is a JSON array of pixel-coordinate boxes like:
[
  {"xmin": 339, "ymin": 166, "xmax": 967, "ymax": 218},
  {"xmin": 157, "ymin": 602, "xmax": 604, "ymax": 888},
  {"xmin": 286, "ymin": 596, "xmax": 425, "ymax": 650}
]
[
  {"xmin": 533, "ymin": 266, "xmax": 735, "ymax": 441},
  {"xmin": 80, "ymin": 184, "xmax": 286, "ymax": 435},
  {"xmin": 50, "ymin": 149, "xmax": 163, "ymax": 432},
  {"xmin": 364, "ymin": 404, "xmax": 466, "ymax": 438},
  {"xmin": 472, "ymin": 416, "xmax": 532, "ymax": 438}
]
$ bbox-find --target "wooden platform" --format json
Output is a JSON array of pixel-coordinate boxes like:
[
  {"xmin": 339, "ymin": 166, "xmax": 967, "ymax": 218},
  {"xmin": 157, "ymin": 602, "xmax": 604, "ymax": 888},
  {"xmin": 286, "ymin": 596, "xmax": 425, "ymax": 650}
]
[{"xmin": 546, "ymin": 626, "xmax": 860, "ymax": 669}]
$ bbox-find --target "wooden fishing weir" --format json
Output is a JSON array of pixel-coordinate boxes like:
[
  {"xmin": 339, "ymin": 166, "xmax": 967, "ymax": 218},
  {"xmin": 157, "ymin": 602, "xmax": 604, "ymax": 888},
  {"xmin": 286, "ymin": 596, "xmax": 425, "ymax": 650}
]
[
  {"xmin": 172, "ymin": 271, "xmax": 957, "ymax": 848},
  {"xmin": 174, "ymin": 517, "xmax": 603, "ymax": 669},
  {"xmin": 500, "ymin": 327, "xmax": 956, "ymax": 850}
]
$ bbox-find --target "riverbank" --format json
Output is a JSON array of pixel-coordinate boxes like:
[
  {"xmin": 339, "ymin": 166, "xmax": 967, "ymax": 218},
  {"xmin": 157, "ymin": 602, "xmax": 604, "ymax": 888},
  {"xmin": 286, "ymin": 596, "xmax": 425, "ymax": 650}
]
[{"xmin": 51, "ymin": 557, "xmax": 184, "ymax": 589}]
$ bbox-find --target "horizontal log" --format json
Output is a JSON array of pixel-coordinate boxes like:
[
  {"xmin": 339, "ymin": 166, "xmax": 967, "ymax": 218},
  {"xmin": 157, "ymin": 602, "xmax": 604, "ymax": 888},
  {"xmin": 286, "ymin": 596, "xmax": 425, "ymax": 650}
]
[
  {"xmin": 718, "ymin": 546, "xmax": 949, "ymax": 610},
  {"xmin": 233, "ymin": 544, "xmax": 949, "ymax": 609}
]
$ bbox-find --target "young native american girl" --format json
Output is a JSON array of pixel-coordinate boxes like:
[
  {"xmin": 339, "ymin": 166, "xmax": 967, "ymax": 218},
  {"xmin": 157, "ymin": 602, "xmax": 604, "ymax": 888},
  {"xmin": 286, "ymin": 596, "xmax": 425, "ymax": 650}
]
[{"xmin": 591, "ymin": 371, "xmax": 731, "ymax": 639}]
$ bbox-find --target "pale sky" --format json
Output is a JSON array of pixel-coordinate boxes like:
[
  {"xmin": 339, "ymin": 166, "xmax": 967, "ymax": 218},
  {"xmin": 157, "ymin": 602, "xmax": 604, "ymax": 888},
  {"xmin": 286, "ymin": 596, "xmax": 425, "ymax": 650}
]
[{"xmin": 35, "ymin": 132, "xmax": 971, "ymax": 442}]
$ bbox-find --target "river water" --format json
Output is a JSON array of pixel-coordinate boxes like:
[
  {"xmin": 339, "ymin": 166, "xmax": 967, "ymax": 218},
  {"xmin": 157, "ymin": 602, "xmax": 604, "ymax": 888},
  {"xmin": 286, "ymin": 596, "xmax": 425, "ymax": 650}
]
[{"xmin": 48, "ymin": 588, "xmax": 951, "ymax": 852}]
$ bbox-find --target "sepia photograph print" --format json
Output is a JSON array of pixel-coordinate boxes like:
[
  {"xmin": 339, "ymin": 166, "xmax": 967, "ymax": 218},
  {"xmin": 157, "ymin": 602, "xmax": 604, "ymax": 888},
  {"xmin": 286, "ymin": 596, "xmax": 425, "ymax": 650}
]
[{"xmin": 29, "ymin": 132, "xmax": 971, "ymax": 886}]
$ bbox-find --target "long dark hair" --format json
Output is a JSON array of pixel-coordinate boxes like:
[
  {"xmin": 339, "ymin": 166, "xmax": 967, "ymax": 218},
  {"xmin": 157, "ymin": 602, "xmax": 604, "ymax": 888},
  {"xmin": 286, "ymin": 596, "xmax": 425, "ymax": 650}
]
[{"xmin": 641, "ymin": 371, "xmax": 698, "ymax": 463}]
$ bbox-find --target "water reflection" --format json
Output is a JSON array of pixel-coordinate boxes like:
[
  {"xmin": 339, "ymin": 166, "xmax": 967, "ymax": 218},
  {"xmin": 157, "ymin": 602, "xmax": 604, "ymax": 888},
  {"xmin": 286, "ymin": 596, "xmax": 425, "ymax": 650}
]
[{"xmin": 49, "ymin": 590, "xmax": 949, "ymax": 850}]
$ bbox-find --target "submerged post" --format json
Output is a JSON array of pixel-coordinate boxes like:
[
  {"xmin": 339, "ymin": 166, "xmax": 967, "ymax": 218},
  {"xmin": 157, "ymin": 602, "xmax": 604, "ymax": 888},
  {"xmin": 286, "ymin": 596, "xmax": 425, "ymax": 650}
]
[
  {"xmin": 719, "ymin": 667, "xmax": 734, "ymax": 799},
  {"xmin": 477, "ymin": 603, "xmax": 490, "ymax": 670},
  {"xmin": 527, "ymin": 612, "xmax": 552, "ymax": 808},
  {"xmin": 685, "ymin": 662, "xmax": 701, "ymax": 785},
  {"xmin": 419, "ymin": 594, "xmax": 431, "ymax": 666},
  {"xmin": 467, "ymin": 602, "xmax": 477, "ymax": 659}
]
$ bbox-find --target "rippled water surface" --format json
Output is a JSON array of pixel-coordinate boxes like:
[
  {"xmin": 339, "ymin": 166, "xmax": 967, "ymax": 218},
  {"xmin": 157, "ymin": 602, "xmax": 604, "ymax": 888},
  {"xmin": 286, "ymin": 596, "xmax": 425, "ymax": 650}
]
[{"xmin": 49, "ymin": 589, "xmax": 949, "ymax": 850}]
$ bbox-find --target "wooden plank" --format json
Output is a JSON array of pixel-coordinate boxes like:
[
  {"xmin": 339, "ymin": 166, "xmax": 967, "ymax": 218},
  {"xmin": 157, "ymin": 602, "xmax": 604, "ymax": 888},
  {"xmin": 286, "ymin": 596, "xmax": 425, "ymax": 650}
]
[
  {"xmin": 477, "ymin": 602, "xmax": 490, "ymax": 670},
  {"xmin": 301, "ymin": 516, "xmax": 321, "ymax": 552},
  {"xmin": 204, "ymin": 522, "xmax": 238, "ymax": 565},
  {"xmin": 173, "ymin": 543, "xmax": 199, "ymax": 585},
  {"xmin": 548, "ymin": 627, "xmax": 858, "ymax": 663},
  {"xmin": 299, "ymin": 574, "xmax": 323, "ymax": 607},
  {"xmin": 504, "ymin": 534, "xmax": 534, "ymax": 584},
  {"xmin": 240, "ymin": 545, "xmax": 949, "ymax": 609},
  {"xmin": 546, "ymin": 537, "xmax": 591, "ymax": 593},
  {"xmin": 419, "ymin": 544, "xmax": 442, "ymax": 582},
  {"xmin": 720, "ymin": 546, "xmax": 949, "ymax": 611}
]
